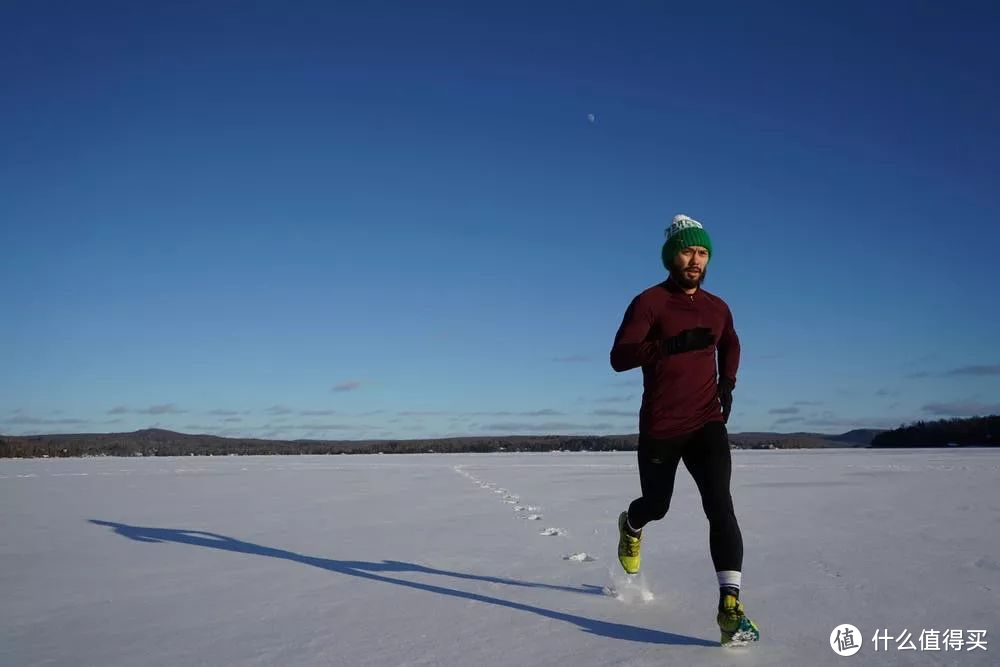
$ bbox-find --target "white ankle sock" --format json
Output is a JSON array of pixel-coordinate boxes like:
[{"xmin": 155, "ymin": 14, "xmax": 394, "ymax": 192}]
[
  {"xmin": 626, "ymin": 516, "xmax": 641, "ymax": 534},
  {"xmin": 717, "ymin": 570, "xmax": 742, "ymax": 590}
]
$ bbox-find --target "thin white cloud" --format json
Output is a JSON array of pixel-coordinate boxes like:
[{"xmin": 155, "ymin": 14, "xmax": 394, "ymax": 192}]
[
  {"xmin": 921, "ymin": 401, "xmax": 1000, "ymax": 416},
  {"xmin": 333, "ymin": 380, "xmax": 363, "ymax": 392},
  {"xmin": 296, "ymin": 423, "xmax": 363, "ymax": 431},
  {"xmin": 906, "ymin": 363, "xmax": 1000, "ymax": 379},
  {"xmin": 138, "ymin": 404, "xmax": 186, "ymax": 415},
  {"xmin": 397, "ymin": 409, "xmax": 567, "ymax": 418},
  {"xmin": 479, "ymin": 421, "xmax": 616, "ymax": 433},
  {"xmin": 108, "ymin": 404, "xmax": 187, "ymax": 415},
  {"xmin": 553, "ymin": 355, "xmax": 592, "ymax": 363},
  {"xmin": 593, "ymin": 395, "xmax": 634, "ymax": 403},
  {"xmin": 944, "ymin": 364, "xmax": 1000, "ymax": 376},
  {"xmin": 5, "ymin": 416, "xmax": 91, "ymax": 426},
  {"xmin": 591, "ymin": 409, "xmax": 635, "ymax": 417}
]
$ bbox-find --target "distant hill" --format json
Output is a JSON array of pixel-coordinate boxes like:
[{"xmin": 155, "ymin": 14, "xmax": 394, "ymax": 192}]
[
  {"xmin": 727, "ymin": 429, "xmax": 882, "ymax": 450},
  {"xmin": 1, "ymin": 425, "xmax": 886, "ymax": 458},
  {"xmin": 826, "ymin": 429, "xmax": 886, "ymax": 445}
]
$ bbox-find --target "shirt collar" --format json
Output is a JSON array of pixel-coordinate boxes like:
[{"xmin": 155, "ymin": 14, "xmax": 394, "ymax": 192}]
[{"xmin": 663, "ymin": 277, "xmax": 701, "ymax": 298}]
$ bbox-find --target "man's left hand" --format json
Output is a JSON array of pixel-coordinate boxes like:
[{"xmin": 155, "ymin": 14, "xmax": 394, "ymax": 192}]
[{"xmin": 718, "ymin": 378, "xmax": 735, "ymax": 423}]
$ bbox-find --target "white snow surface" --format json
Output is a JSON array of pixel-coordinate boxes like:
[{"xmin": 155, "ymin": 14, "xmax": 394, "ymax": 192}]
[{"xmin": 2, "ymin": 449, "xmax": 999, "ymax": 666}]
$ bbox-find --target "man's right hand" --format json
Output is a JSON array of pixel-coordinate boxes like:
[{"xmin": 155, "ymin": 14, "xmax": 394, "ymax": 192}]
[{"xmin": 662, "ymin": 327, "xmax": 715, "ymax": 355}]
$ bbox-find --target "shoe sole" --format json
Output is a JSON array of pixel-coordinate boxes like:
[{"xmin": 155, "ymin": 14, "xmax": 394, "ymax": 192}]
[
  {"xmin": 721, "ymin": 630, "xmax": 759, "ymax": 647},
  {"xmin": 721, "ymin": 620, "xmax": 760, "ymax": 647}
]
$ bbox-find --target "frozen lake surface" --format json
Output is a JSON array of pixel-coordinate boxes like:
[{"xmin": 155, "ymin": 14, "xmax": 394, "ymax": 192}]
[{"xmin": 3, "ymin": 449, "xmax": 998, "ymax": 666}]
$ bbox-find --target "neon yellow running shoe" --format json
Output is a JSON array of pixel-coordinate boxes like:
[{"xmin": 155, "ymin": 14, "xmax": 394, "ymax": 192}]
[
  {"xmin": 717, "ymin": 594, "xmax": 760, "ymax": 646},
  {"xmin": 617, "ymin": 511, "xmax": 641, "ymax": 574}
]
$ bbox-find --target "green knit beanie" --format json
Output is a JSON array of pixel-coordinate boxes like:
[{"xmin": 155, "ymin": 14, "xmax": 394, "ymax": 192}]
[{"xmin": 661, "ymin": 213, "xmax": 713, "ymax": 270}]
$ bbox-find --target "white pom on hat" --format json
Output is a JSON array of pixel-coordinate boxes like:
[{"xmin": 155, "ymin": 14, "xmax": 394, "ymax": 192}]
[{"xmin": 665, "ymin": 213, "xmax": 705, "ymax": 239}]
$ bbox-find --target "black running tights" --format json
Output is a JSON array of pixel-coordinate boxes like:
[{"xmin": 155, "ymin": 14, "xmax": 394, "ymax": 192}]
[{"xmin": 626, "ymin": 420, "xmax": 743, "ymax": 572}]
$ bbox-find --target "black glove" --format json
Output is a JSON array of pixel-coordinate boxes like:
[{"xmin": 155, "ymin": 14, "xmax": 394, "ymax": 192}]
[
  {"xmin": 718, "ymin": 377, "xmax": 735, "ymax": 423},
  {"xmin": 662, "ymin": 327, "xmax": 715, "ymax": 355}
]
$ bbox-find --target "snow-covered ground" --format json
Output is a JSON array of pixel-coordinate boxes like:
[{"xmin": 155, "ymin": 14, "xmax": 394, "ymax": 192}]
[{"xmin": 2, "ymin": 449, "xmax": 998, "ymax": 666}]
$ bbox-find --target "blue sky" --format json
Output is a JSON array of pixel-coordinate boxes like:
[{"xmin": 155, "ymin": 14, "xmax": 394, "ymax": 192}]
[{"xmin": 2, "ymin": 1, "xmax": 998, "ymax": 440}]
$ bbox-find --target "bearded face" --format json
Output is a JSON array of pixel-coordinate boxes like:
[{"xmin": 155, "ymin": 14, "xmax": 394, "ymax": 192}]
[{"xmin": 668, "ymin": 245, "xmax": 709, "ymax": 289}]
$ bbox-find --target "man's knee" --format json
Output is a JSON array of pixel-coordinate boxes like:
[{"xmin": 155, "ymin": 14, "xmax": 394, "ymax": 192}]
[
  {"xmin": 702, "ymin": 494, "xmax": 735, "ymax": 523},
  {"xmin": 648, "ymin": 499, "xmax": 670, "ymax": 520},
  {"xmin": 635, "ymin": 497, "xmax": 669, "ymax": 521}
]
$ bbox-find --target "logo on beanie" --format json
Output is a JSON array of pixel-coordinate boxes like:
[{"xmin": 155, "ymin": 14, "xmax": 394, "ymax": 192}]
[
  {"xmin": 661, "ymin": 213, "xmax": 713, "ymax": 270},
  {"xmin": 665, "ymin": 214, "xmax": 704, "ymax": 239}
]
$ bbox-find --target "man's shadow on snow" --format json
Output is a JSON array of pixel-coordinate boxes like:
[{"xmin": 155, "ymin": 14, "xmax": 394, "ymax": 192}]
[{"xmin": 89, "ymin": 519, "xmax": 715, "ymax": 647}]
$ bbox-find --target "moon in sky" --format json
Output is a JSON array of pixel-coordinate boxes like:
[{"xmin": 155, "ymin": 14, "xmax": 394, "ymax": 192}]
[{"xmin": 587, "ymin": 113, "xmax": 596, "ymax": 124}]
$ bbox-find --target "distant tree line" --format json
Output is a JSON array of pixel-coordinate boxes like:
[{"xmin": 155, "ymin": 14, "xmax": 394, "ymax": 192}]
[
  {"xmin": 728, "ymin": 436, "xmax": 837, "ymax": 450},
  {"xmin": 0, "ymin": 429, "xmax": 642, "ymax": 458},
  {"xmin": 870, "ymin": 415, "xmax": 998, "ymax": 448},
  {"xmin": 0, "ymin": 424, "xmax": 896, "ymax": 459}
]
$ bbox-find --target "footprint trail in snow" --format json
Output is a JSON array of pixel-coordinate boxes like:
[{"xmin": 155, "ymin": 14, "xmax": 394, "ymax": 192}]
[{"xmin": 454, "ymin": 465, "xmax": 594, "ymax": 560}]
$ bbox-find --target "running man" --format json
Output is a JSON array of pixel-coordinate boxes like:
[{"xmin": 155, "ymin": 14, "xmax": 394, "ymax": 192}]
[{"xmin": 609, "ymin": 213, "xmax": 759, "ymax": 646}]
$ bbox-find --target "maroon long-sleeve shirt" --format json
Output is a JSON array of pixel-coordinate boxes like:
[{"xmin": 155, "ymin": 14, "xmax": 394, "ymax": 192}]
[{"xmin": 610, "ymin": 278, "xmax": 740, "ymax": 439}]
